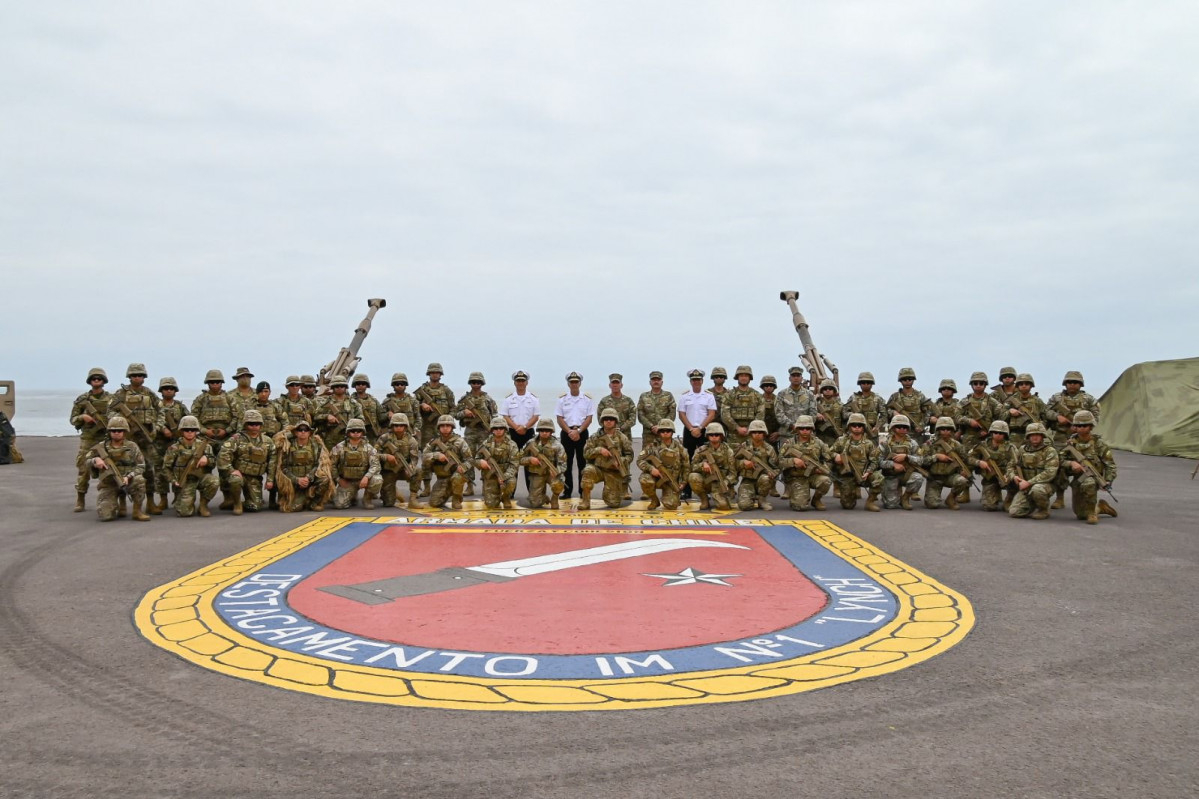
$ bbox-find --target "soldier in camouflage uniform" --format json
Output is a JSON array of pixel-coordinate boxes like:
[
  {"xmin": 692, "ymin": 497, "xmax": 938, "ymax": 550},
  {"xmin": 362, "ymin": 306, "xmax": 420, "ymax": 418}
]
[
  {"xmin": 922, "ymin": 417, "xmax": 972, "ymax": 510},
  {"xmin": 967, "ymin": 420, "xmax": 1020, "ymax": 512},
  {"xmin": 597, "ymin": 373, "xmax": 637, "ymax": 499},
  {"xmin": 759, "ymin": 375, "xmax": 781, "ymax": 443},
  {"xmin": 315, "ymin": 375, "xmax": 363, "ymax": 450},
  {"xmin": 476, "ymin": 418, "xmax": 520, "ymax": 510},
  {"xmin": 276, "ymin": 420, "xmax": 332, "ymax": 513},
  {"xmin": 775, "ymin": 367, "xmax": 816, "ymax": 448},
  {"xmin": 217, "ymin": 409, "xmax": 277, "ymax": 515},
  {"xmin": 580, "ymin": 409, "xmax": 633, "ymax": 510},
  {"xmin": 831, "ymin": 413, "xmax": 883, "ymax": 511},
  {"xmin": 153, "ymin": 376, "xmax": 188, "ymax": 511},
  {"xmin": 708, "ymin": 367, "xmax": 729, "ymax": 432},
  {"xmin": 422, "ymin": 415, "xmax": 472, "ymax": 510},
  {"xmin": 956, "ymin": 372, "xmax": 1004, "ymax": 504},
  {"xmin": 1060, "ymin": 410, "xmax": 1118, "ymax": 525},
  {"xmin": 415, "ymin": 363, "xmax": 455, "ymax": 497},
  {"xmin": 991, "ymin": 366, "xmax": 1018, "ymax": 404},
  {"xmin": 886, "ymin": 368, "xmax": 933, "ymax": 444},
  {"xmin": 330, "ymin": 418, "xmax": 382, "ymax": 510},
  {"xmin": 375, "ymin": 413, "xmax": 422, "ymax": 509},
  {"xmin": 275, "ymin": 376, "xmax": 312, "ymax": 431},
  {"xmin": 1008, "ymin": 423, "xmax": 1060, "ymax": 520},
  {"xmin": 779, "ymin": 416, "xmax": 832, "ymax": 512},
  {"xmin": 930, "ymin": 379, "xmax": 962, "ymax": 436},
  {"xmin": 637, "ymin": 419, "xmax": 688, "ymax": 511},
  {"xmin": 245, "ymin": 381, "xmax": 284, "ymax": 508},
  {"xmin": 351, "ymin": 374, "xmax": 383, "ymax": 443},
  {"xmin": 71, "ymin": 367, "xmax": 114, "ymax": 512},
  {"xmin": 300, "ymin": 375, "xmax": 319, "ymax": 404},
  {"xmin": 85, "ymin": 416, "xmax": 150, "ymax": 522},
  {"xmin": 878, "ymin": 415, "xmax": 926, "ymax": 510},
  {"xmin": 688, "ymin": 422, "xmax": 737, "ymax": 511},
  {"xmin": 453, "ymin": 372, "xmax": 498, "ymax": 496},
  {"xmin": 842, "ymin": 372, "xmax": 889, "ymax": 442},
  {"xmin": 110, "ymin": 363, "xmax": 161, "ymax": 513},
  {"xmin": 1003, "ymin": 373, "xmax": 1046, "ymax": 447},
  {"xmin": 161, "ymin": 415, "xmax": 218, "ymax": 517},
  {"xmin": 380, "ymin": 373, "xmax": 421, "ymax": 446},
  {"xmin": 813, "ymin": 379, "xmax": 843, "ymax": 448},
  {"xmin": 1046, "ymin": 371, "xmax": 1101, "ymax": 509},
  {"xmin": 637, "ymin": 371, "xmax": 677, "ymax": 449},
  {"xmin": 191, "ymin": 369, "xmax": 236, "ymax": 507},
  {"xmin": 227, "ymin": 367, "xmax": 259, "ymax": 424},
  {"xmin": 721, "ymin": 365, "xmax": 765, "ymax": 449},
  {"xmin": 733, "ymin": 419, "xmax": 779, "ymax": 511},
  {"xmin": 521, "ymin": 418, "xmax": 567, "ymax": 510}
]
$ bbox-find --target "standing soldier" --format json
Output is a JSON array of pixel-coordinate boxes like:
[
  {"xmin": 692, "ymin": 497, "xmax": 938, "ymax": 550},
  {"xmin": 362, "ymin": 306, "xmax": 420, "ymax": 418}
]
[
  {"xmin": 191, "ymin": 370, "xmax": 236, "ymax": 508},
  {"xmin": 217, "ymin": 409, "xmax": 277, "ymax": 515},
  {"xmin": 329, "ymin": 418, "xmax": 382, "ymax": 510},
  {"xmin": 878, "ymin": 415, "xmax": 926, "ymax": 510},
  {"xmin": 968, "ymin": 420, "xmax": 1020, "ymax": 512},
  {"xmin": 1060, "ymin": 410, "xmax": 1118, "ymax": 525},
  {"xmin": 154, "ymin": 376, "xmax": 188, "ymax": 512},
  {"xmin": 521, "ymin": 418, "xmax": 567, "ymax": 510},
  {"xmin": 598, "ymin": 373, "xmax": 636, "ymax": 499},
  {"xmin": 380, "ymin": 373, "xmax": 421, "ymax": 444},
  {"xmin": 842, "ymin": 372, "xmax": 889, "ymax": 442},
  {"xmin": 476, "ymin": 418, "xmax": 520, "ymax": 510},
  {"xmin": 637, "ymin": 419, "xmax": 688, "ymax": 511},
  {"xmin": 351, "ymin": 374, "xmax": 383, "ymax": 443},
  {"xmin": 300, "ymin": 375, "xmax": 319, "ymax": 406},
  {"xmin": 1004, "ymin": 373, "xmax": 1046, "ymax": 447},
  {"xmin": 579, "ymin": 408, "xmax": 632, "ymax": 510},
  {"xmin": 956, "ymin": 372, "xmax": 1004, "ymax": 504},
  {"xmin": 922, "ymin": 416, "xmax": 973, "ymax": 510},
  {"xmin": 930, "ymin": 379, "xmax": 962, "ymax": 436},
  {"xmin": 991, "ymin": 367, "xmax": 1019, "ymax": 404},
  {"xmin": 733, "ymin": 419, "xmax": 778, "ymax": 511},
  {"xmin": 1046, "ymin": 371, "xmax": 1101, "ymax": 509},
  {"xmin": 375, "ymin": 414, "xmax": 422, "ymax": 509},
  {"xmin": 422, "ymin": 415, "xmax": 472, "ymax": 510},
  {"xmin": 275, "ymin": 376, "xmax": 312, "ymax": 430},
  {"xmin": 110, "ymin": 363, "xmax": 161, "ymax": 513},
  {"xmin": 161, "ymin": 415, "xmax": 218, "ymax": 518},
  {"xmin": 779, "ymin": 416, "xmax": 833, "ymax": 512},
  {"xmin": 887, "ymin": 368, "xmax": 933, "ymax": 443},
  {"xmin": 453, "ymin": 371, "xmax": 498, "ymax": 496},
  {"xmin": 71, "ymin": 367, "xmax": 114, "ymax": 512},
  {"xmin": 637, "ymin": 371, "xmax": 677, "ymax": 449},
  {"xmin": 708, "ymin": 367, "xmax": 730, "ymax": 429},
  {"xmin": 1009, "ymin": 423, "xmax": 1059, "ymax": 521},
  {"xmin": 275, "ymin": 420, "xmax": 333, "ymax": 513},
  {"xmin": 227, "ymin": 367, "xmax": 258, "ymax": 423},
  {"xmin": 677, "ymin": 369, "xmax": 718, "ymax": 502},
  {"xmin": 85, "ymin": 415, "xmax": 150, "ymax": 522},
  {"xmin": 721, "ymin": 365, "xmax": 765, "ymax": 449},
  {"xmin": 813, "ymin": 379, "xmax": 843, "ymax": 448},
  {"xmin": 760, "ymin": 375, "xmax": 781, "ymax": 445},
  {"xmin": 687, "ymin": 423, "xmax": 736, "ymax": 511},
  {"xmin": 315, "ymin": 375, "xmax": 363, "ymax": 450},
  {"xmin": 831, "ymin": 413, "xmax": 883, "ymax": 511},
  {"xmin": 415, "ymin": 363, "xmax": 455, "ymax": 498},
  {"xmin": 245, "ymin": 381, "xmax": 284, "ymax": 508},
  {"xmin": 775, "ymin": 367, "xmax": 816, "ymax": 448}
]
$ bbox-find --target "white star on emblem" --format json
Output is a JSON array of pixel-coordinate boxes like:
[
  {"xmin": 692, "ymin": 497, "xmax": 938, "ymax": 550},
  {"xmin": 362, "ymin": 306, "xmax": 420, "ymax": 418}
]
[{"xmin": 642, "ymin": 567, "xmax": 742, "ymax": 587}]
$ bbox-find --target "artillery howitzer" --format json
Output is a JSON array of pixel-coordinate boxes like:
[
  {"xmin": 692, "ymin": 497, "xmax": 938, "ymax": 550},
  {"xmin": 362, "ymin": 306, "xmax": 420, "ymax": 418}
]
[
  {"xmin": 780, "ymin": 291, "xmax": 838, "ymax": 390},
  {"xmin": 316, "ymin": 298, "xmax": 387, "ymax": 395}
]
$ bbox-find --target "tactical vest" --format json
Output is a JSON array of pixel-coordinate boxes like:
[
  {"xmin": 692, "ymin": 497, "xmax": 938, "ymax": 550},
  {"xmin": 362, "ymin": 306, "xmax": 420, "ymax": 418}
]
[
  {"xmin": 839, "ymin": 438, "xmax": 875, "ymax": 471},
  {"xmin": 976, "ymin": 442, "xmax": 1017, "ymax": 481},
  {"xmin": 340, "ymin": 446, "xmax": 368, "ymax": 479},
  {"xmin": 1049, "ymin": 392, "xmax": 1093, "ymax": 434},
  {"xmin": 890, "ymin": 391, "xmax": 927, "ymax": 421},
  {"xmin": 1017, "ymin": 445, "xmax": 1056, "ymax": 480},
  {"xmin": 99, "ymin": 442, "xmax": 140, "ymax": 470},
  {"xmin": 727, "ymin": 388, "xmax": 760, "ymax": 422},
  {"xmin": 926, "ymin": 438, "xmax": 964, "ymax": 476},
  {"xmin": 815, "ymin": 399, "xmax": 842, "ymax": 431},
  {"xmin": 959, "ymin": 395, "xmax": 996, "ymax": 429},
  {"xmin": 254, "ymin": 402, "xmax": 282, "ymax": 435},
  {"xmin": 159, "ymin": 402, "xmax": 187, "ymax": 438},
  {"xmin": 763, "ymin": 395, "xmax": 779, "ymax": 432},
  {"xmin": 289, "ymin": 445, "xmax": 315, "ymax": 472},
  {"xmin": 780, "ymin": 439, "xmax": 827, "ymax": 477},
  {"xmin": 118, "ymin": 388, "xmax": 157, "ymax": 425},
  {"xmin": 278, "ymin": 396, "xmax": 310, "ymax": 425},
  {"xmin": 846, "ymin": 394, "xmax": 884, "ymax": 427},
  {"xmin": 76, "ymin": 392, "xmax": 114, "ymax": 439},
  {"xmin": 885, "ymin": 438, "xmax": 920, "ymax": 461},
  {"xmin": 419, "ymin": 384, "xmax": 454, "ymax": 416},
  {"xmin": 197, "ymin": 393, "xmax": 233, "ymax": 426},
  {"xmin": 238, "ymin": 438, "xmax": 270, "ymax": 475}
]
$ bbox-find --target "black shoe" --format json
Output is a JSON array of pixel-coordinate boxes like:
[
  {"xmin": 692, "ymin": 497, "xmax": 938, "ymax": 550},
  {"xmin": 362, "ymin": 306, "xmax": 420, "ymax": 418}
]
[
  {"xmin": 680, "ymin": 491, "xmax": 693, "ymax": 501},
  {"xmin": 559, "ymin": 492, "xmax": 571, "ymax": 499}
]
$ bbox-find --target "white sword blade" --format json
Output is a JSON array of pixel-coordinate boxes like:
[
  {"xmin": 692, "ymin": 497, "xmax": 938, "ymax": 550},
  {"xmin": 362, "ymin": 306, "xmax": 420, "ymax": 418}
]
[{"xmin": 467, "ymin": 538, "xmax": 749, "ymax": 579}]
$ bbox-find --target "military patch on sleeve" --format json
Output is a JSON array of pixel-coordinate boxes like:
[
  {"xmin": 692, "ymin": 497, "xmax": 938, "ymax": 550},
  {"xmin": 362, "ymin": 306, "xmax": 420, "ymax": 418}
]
[{"xmin": 136, "ymin": 513, "xmax": 973, "ymax": 711}]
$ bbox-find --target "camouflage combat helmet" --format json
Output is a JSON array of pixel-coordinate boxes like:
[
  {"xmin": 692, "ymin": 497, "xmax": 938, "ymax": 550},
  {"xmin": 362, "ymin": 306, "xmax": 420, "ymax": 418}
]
[
  {"xmin": 178, "ymin": 415, "xmax": 201, "ymax": 431},
  {"xmin": 426, "ymin": 362, "xmax": 444, "ymax": 375},
  {"xmin": 285, "ymin": 375, "xmax": 301, "ymax": 386},
  {"xmin": 788, "ymin": 366, "xmax": 804, "ymax": 377},
  {"xmin": 468, "ymin": 371, "xmax": 486, "ymax": 384},
  {"xmin": 890, "ymin": 414, "xmax": 912, "ymax": 428},
  {"xmin": 1063, "ymin": 371, "xmax": 1085, "ymax": 386},
  {"xmin": 1026, "ymin": 422, "xmax": 1048, "ymax": 437},
  {"xmin": 391, "ymin": 372, "xmax": 408, "ymax": 385},
  {"xmin": 989, "ymin": 420, "xmax": 1010, "ymax": 435},
  {"xmin": 158, "ymin": 376, "xmax": 179, "ymax": 390},
  {"xmin": 346, "ymin": 418, "xmax": 366, "ymax": 432},
  {"xmin": 1016, "ymin": 373, "xmax": 1035, "ymax": 386},
  {"xmin": 793, "ymin": 415, "xmax": 815, "ymax": 429},
  {"xmin": 490, "ymin": 417, "xmax": 509, "ymax": 429},
  {"xmin": 656, "ymin": 418, "xmax": 675, "ymax": 433},
  {"xmin": 436, "ymin": 414, "xmax": 455, "ymax": 427},
  {"xmin": 536, "ymin": 418, "xmax": 555, "ymax": 432},
  {"xmin": 969, "ymin": 371, "xmax": 989, "ymax": 384},
  {"xmin": 897, "ymin": 367, "xmax": 916, "ymax": 381},
  {"xmin": 710, "ymin": 367, "xmax": 728, "ymax": 379},
  {"xmin": 856, "ymin": 372, "xmax": 875, "ymax": 384},
  {"xmin": 846, "ymin": 413, "xmax": 868, "ymax": 426},
  {"xmin": 938, "ymin": 378, "xmax": 957, "ymax": 392},
  {"xmin": 329, "ymin": 375, "xmax": 349, "ymax": 388},
  {"xmin": 999, "ymin": 366, "xmax": 1017, "ymax": 379},
  {"xmin": 705, "ymin": 422, "xmax": 725, "ymax": 436},
  {"xmin": 352, "ymin": 374, "xmax": 371, "ymax": 386},
  {"xmin": 599, "ymin": 408, "xmax": 619, "ymax": 421},
  {"xmin": 1072, "ymin": 410, "xmax": 1096, "ymax": 426},
  {"xmin": 819, "ymin": 379, "xmax": 838, "ymax": 391},
  {"xmin": 935, "ymin": 416, "xmax": 956, "ymax": 431},
  {"xmin": 242, "ymin": 409, "xmax": 264, "ymax": 425},
  {"xmin": 735, "ymin": 365, "xmax": 753, "ymax": 378},
  {"xmin": 747, "ymin": 419, "xmax": 768, "ymax": 433},
  {"xmin": 204, "ymin": 369, "xmax": 225, "ymax": 383},
  {"xmin": 106, "ymin": 415, "xmax": 129, "ymax": 432},
  {"xmin": 390, "ymin": 413, "xmax": 410, "ymax": 427},
  {"xmin": 300, "ymin": 375, "xmax": 316, "ymax": 386},
  {"xmin": 233, "ymin": 367, "xmax": 254, "ymax": 379},
  {"xmin": 759, "ymin": 375, "xmax": 777, "ymax": 387},
  {"xmin": 86, "ymin": 366, "xmax": 108, "ymax": 383},
  {"xmin": 126, "ymin": 362, "xmax": 147, "ymax": 377}
]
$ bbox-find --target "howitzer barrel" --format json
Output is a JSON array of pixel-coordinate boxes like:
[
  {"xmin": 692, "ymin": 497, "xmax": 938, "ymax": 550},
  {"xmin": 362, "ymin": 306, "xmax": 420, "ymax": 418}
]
[
  {"xmin": 317, "ymin": 298, "xmax": 387, "ymax": 392},
  {"xmin": 779, "ymin": 291, "xmax": 838, "ymax": 388}
]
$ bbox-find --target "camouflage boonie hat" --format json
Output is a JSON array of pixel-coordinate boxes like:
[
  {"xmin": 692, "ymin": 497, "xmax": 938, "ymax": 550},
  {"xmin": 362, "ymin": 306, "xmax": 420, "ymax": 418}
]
[
  {"xmin": 890, "ymin": 414, "xmax": 911, "ymax": 428},
  {"xmin": 688, "ymin": 369, "xmax": 704, "ymax": 380},
  {"xmin": 204, "ymin": 369, "xmax": 225, "ymax": 383},
  {"xmin": 793, "ymin": 415, "xmax": 815, "ymax": 429},
  {"xmin": 1072, "ymin": 410, "xmax": 1096, "ymax": 426},
  {"xmin": 656, "ymin": 418, "xmax": 675, "ymax": 433},
  {"xmin": 426, "ymin": 362, "xmax": 444, "ymax": 375},
  {"xmin": 999, "ymin": 366, "xmax": 1017, "ymax": 379},
  {"xmin": 329, "ymin": 375, "xmax": 350, "ymax": 388},
  {"xmin": 897, "ymin": 367, "xmax": 916, "ymax": 380},
  {"xmin": 300, "ymin": 375, "xmax": 316, "ymax": 386},
  {"xmin": 747, "ymin": 419, "xmax": 768, "ymax": 433},
  {"xmin": 938, "ymin": 378, "xmax": 957, "ymax": 392},
  {"xmin": 1063, "ymin": 371, "xmax": 1084, "ymax": 386},
  {"xmin": 935, "ymin": 416, "xmax": 956, "ymax": 431},
  {"xmin": 759, "ymin": 375, "xmax": 777, "ymax": 387},
  {"xmin": 705, "ymin": 423, "xmax": 725, "ymax": 436},
  {"xmin": 285, "ymin": 375, "xmax": 301, "ymax": 386},
  {"xmin": 512, "ymin": 370, "xmax": 529, "ymax": 381},
  {"xmin": 234, "ymin": 367, "xmax": 254, "ymax": 379},
  {"xmin": 599, "ymin": 408, "xmax": 619, "ymax": 421},
  {"xmin": 293, "ymin": 420, "xmax": 312, "ymax": 431},
  {"xmin": 846, "ymin": 413, "xmax": 867, "ymax": 426},
  {"xmin": 255, "ymin": 381, "xmax": 270, "ymax": 392},
  {"xmin": 1026, "ymin": 422, "xmax": 1048, "ymax": 436},
  {"xmin": 242, "ymin": 410, "xmax": 264, "ymax": 425},
  {"xmin": 989, "ymin": 420, "xmax": 1010, "ymax": 435},
  {"xmin": 1015, "ymin": 373, "xmax": 1035, "ymax": 386},
  {"xmin": 857, "ymin": 372, "xmax": 875, "ymax": 384},
  {"xmin": 126, "ymin": 362, "xmax": 147, "ymax": 377},
  {"xmin": 468, "ymin": 371, "xmax": 485, "ymax": 384},
  {"xmin": 352, "ymin": 374, "xmax": 371, "ymax": 386},
  {"xmin": 87, "ymin": 367, "xmax": 109, "ymax": 383},
  {"xmin": 735, "ymin": 365, "xmax": 753, "ymax": 378},
  {"xmin": 490, "ymin": 417, "xmax": 509, "ymax": 429},
  {"xmin": 969, "ymin": 371, "xmax": 989, "ymax": 384},
  {"xmin": 390, "ymin": 413, "xmax": 410, "ymax": 427},
  {"xmin": 535, "ymin": 419, "xmax": 555, "ymax": 432},
  {"xmin": 106, "ymin": 415, "xmax": 129, "ymax": 432},
  {"xmin": 710, "ymin": 367, "xmax": 728, "ymax": 379},
  {"xmin": 391, "ymin": 372, "xmax": 408, "ymax": 385},
  {"xmin": 346, "ymin": 418, "xmax": 366, "ymax": 432},
  {"xmin": 788, "ymin": 366, "xmax": 804, "ymax": 376},
  {"xmin": 609, "ymin": 373, "xmax": 623, "ymax": 382},
  {"xmin": 436, "ymin": 414, "xmax": 456, "ymax": 427},
  {"xmin": 819, "ymin": 379, "xmax": 838, "ymax": 391},
  {"xmin": 649, "ymin": 370, "xmax": 663, "ymax": 380},
  {"xmin": 178, "ymin": 415, "xmax": 201, "ymax": 431},
  {"xmin": 158, "ymin": 376, "xmax": 179, "ymax": 390}
]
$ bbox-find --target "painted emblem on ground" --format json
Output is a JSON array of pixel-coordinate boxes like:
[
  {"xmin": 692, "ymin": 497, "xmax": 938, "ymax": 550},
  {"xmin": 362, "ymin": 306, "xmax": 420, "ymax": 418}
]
[{"xmin": 136, "ymin": 512, "xmax": 973, "ymax": 711}]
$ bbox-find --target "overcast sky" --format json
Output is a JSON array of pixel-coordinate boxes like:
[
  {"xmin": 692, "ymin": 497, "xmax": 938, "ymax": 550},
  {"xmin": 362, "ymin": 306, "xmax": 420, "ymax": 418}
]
[{"xmin": 3, "ymin": 2, "xmax": 1196, "ymax": 398}]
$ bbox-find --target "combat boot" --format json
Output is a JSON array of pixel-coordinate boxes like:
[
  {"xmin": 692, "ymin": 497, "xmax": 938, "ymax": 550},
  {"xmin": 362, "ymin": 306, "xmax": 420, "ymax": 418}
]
[
  {"xmin": 713, "ymin": 493, "xmax": 731, "ymax": 511},
  {"xmin": 549, "ymin": 494, "xmax": 560, "ymax": 510},
  {"xmin": 646, "ymin": 495, "xmax": 660, "ymax": 511},
  {"xmin": 1085, "ymin": 513, "xmax": 1098, "ymax": 525},
  {"xmin": 419, "ymin": 480, "xmax": 431, "ymax": 498},
  {"xmin": 1030, "ymin": 508, "xmax": 1049, "ymax": 520},
  {"xmin": 502, "ymin": 498, "xmax": 515, "ymax": 510},
  {"xmin": 1051, "ymin": 491, "xmax": 1065, "ymax": 509},
  {"xmin": 757, "ymin": 497, "xmax": 772, "ymax": 511},
  {"xmin": 131, "ymin": 498, "xmax": 151, "ymax": 522},
  {"xmin": 197, "ymin": 500, "xmax": 210, "ymax": 517},
  {"xmin": 959, "ymin": 487, "xmax": 971, "ymax": 504},
  {"xmin": 696, "ymin": 493, "xmax": 711, "ymax": 511},
  {"xmin": 74, "ymin": 492, "xmax": 86, "ymax": 513},
  {"xmin": 1098, "ymin": 500, "xmax": 1118, "ymax": 518},
  {"xmin": 945, "ymin": 492, "xmax": 959, "ymax": 511},
  {"xmin": 451, "ymin": 494, "xmax": 463, "ymax": 510},
  {"xmin": 362, "ymin": 492, "xmax": 375, "ymax": 511},
  {"xmin": 117, "ymin": 495, "xmax": 128, "ymax": 518},
  {"xmin": 832, "ymin": 484, "xmax": 841, "ymax": 499},
  {"xmin": 900, "ymin": 489, "xmax": 914, "ymax": 511},
  {"xmin": 232, "ymin": 495, "xmax": 244, "ymax": 515},
  {"xmin": 864, "ymin": 491, "xmax": 880, "ymax": 513},
  {"xmin": 578, "ymin": 493, "xmax": 591, "ymax": 510},
  {"xmin": 811, "ymin": 492, "xmax": 826, "ymax": 511},
  {"xmin": 407, "ymin": 497, "xmax": 424, "ymax": 510},
  {"xmin": 219, "ymin": 493, "xmax": 235, "ymax": 510},
  {"xmin": 147, "ymin": 494, "xmax": 163, "ymax": 515}
]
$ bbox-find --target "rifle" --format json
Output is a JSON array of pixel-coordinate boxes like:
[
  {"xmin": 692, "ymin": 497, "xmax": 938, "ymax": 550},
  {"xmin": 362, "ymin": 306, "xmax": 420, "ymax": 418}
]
[
  {"xmin": 702, "ymin": 450, "xmax": 731, "ymax": 496},
  {"xmin": 643, "ymin": 451, "xmax": 680, "ymax": 491},
  {"xmin": 736, "ymin": 445, "xmax": 779, "ymax": 482},
  {"xmin": 79, "ymin": 397, "xmax": 108, "ymax": 432},
  {"xmin": 432, "ymin": 438, "xmax": 467, "ymax": 474},
  {"xmin": 321, "ymin": 401, "xmax": 350, "ymax": 439},
  {"xmin": 974, "ymin": 444, "xmax": 1012, "ymax": 486},
  {"xmin": 527, "ymin": 441, "xmax": 561, "ymax": 481},
  {"xmin": 415, "ymin": 386, "xmax": 445, "ymax": 420},
  {"xmin": 1063, "ymin": 443, "xmax": 1118, "ymax": 503},
  {"xmin": 380, "ymin": 437, "xmax": 414, "ymax": 477},
  {"xmin": 1008, "ymin": 395, "xmax": 1039, "ymax": 426},
  {"xmin": 837, "ymin": 445, "xmax": 867, "ymax": 484},
  {"xmin": 941, "ymin": 444, "xmax": 980, "ymax": 491},
  {"xmin": 477, "ymin": 444, "xmax": 507, "ymax": 483},
  {"xmin": 92, "ymin": 442, "xmax": 133, "ymax": 491},
  {"xmin": 603, "ymin": 436, "xmax": 629, "ymax": 478},
  {"xmin": 886, "ymin": 444, "xmax": 930, "ymax": 479},
  {"xmin": 463, "ymin": 395, "xmax": 492, "ymax": 429},
  {"xmin": 176, "ymin": 437, "xmax": 210, "ymax": 488},
  {"xmin": 818, "ymin": 401, "xmax": 843, "ymax": 437}
]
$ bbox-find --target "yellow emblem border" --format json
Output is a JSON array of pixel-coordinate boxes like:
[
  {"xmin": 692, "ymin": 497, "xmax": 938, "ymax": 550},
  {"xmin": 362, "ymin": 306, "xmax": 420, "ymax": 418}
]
[{"xmin": 135, "ymin": 516, "xmax": 974, "ymax": 711}]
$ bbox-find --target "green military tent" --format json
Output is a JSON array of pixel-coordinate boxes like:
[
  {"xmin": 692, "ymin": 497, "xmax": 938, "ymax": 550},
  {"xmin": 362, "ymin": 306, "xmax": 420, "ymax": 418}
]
[{"xmin": 1096, "ymin": 358, "xmax": 1199, "ymax": 458}]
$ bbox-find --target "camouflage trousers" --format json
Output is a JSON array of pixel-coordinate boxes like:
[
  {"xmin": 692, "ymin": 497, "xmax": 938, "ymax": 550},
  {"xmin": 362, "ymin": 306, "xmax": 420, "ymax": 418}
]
[
  {"xmin": 131, "ymin": 432, "xmax": 157, "ymax": 496},
  {"xmin": 880, "ymin": 469, "xmax": 923, "ymax": 510},
  {"xmin": 227, "ymin": 472, "xmax": 266, "ymax": 511},
  {"xmin": 426, "ymin": 469, "xmax": 466, "ymax": 509},
  {"xmin": 153, "ymin": 441, "xmax": 174, "ymax": 495},
  {"xmin": 1069, "ymin": 475, "xmax": 1104, "ymax": 520},
  {"xmin": 979, "ymin": 477, "xmax": 1011, "ymax": 512},
  {"xmin": 687, "ymin": 472, "xmax": 732, "ymax": 510},
  {"xmin": 463, "ymin": 427, "xmax": 488, "ymax": 488},
  {"xmin": 735, "ymin": 473, "xmax": 775, "ymax": 511},
  {"xmin": 283, "ymin": 478, "xmax": 331, "ymax": 512},
  {"xmin": 333, "ymin": 475, "xmax": 382, "ymax": 509},
  {"xmin": 96, "ymin": 475, "xmax": 146, "ymax": 521},
  {"xmin": 581, "ymin": 465, "xmax": 624, "ymax": 508},
  {"xmin": 726, "ymin": 427, "xmax": 753, "ymax": 450},
  {"xmin": 173, "ymin": 474, "xmax": 219, "ymax": 517},
  {"xmin": 380, "ymin": 469, "xmax": 419, "ymax": 508},
  {"xmin": 75, "ymin": 435, "xmax": 104, "ymax": 494},
  {"xmin": 924, "ymin": 472, "xmax": 969, "ymax": 509},
  {"xmin": 526, "ymin": 469, "xmax": 564, "ymax": 509},
  {"xmin": 481, "ymin": 472, "xmax": 516, "ymax": 509},
  {"xmin": 834, "ymin": 471, "xmax": 884, "ymax": 510},
  {"xmin": 639, "ymin": 474, "xmax": 682, "ymax": 510},
  {"xmin": 1009, "ymin": 483, "xmax": 1054, "ymax": 518},
  {"xmin": 783, "ymin": 473, "xmax": 832, "ymax": 511}
]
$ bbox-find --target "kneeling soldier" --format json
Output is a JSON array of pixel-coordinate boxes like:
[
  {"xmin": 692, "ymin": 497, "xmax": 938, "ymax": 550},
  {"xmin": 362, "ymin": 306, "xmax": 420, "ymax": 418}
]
[
  {"xmin": 86, "ymin": 415, "xmax": 150, "ymax": 522},
  {"xmin": 162, "ymin": 415, "xmax": 218, "ymax": 517},
  {"xmin": 734, "ymin": 419, "xmax": 779, "ymax": 511},
  {"xmin": 218, "ymin": 410, "xmax": 277, "ymax": 515},
  {"xmin": 477, "ymin": 417, "xmax": 520, "ymax": 510},
  {"xmin": 923, "ymin": 416, "xmax": 972, "ymax": 510},
  {"xmin": 638, "ymin": 419, "xmax": 688, "ymax": 510},
  {"xmin": 330, "ymin": 418, "xmax": 382, "ymax": 509},
  {"xmin": 688, "ymin": 423, "xmax": 736, "ymax": 511},
  {"xmin": 831, "ymin": 413, "xmax": 883, "ymax": 511},
  {"xmin": 879, "ymin": 414, "xmax": 925, "ymax": 510},
  {"xmin": 376, "ymin": 413, "xmax": 422, "ymax": 509},
  {"xmin": 1009, "ymin": 423, "xmax": 1059, "ymax": 520},
  {"xmin": 779, "ymin": 416, "xmax": 832, "ymax": 511},
  {"xmin": 969, "ymin": 420, "xmax": 1020, "ymax": 512},
  {"xmin": 521, "ymin": 419, "xmax": 567, "ymax": 509},
  {"xmin": 580, "ymin": 409, "xmax": 634, "ymax": 510},
  {"xmin": 1060, "ymin": 410, "xmax": 1118, "ymax": 525},
  {"xmin": 276, "ymin": 420, "xmax": 332, "ymax": 512},
  {"xmin": 422, "ymin": 415, "xmax": 471, "ymax": 509}
]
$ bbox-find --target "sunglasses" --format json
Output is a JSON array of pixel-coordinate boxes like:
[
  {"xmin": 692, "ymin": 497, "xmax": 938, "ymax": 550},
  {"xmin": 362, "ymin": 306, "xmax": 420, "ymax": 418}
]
[
  {"xmin": 392, "ymin": 382, "xmax": 408, "ymax": 387},
  {"xmin": 900, "ymin": 377, "xmax": 914, "ymax": 381},
  {"xmin": 245, "ymin": 422, "xmax": 262, "ymax": 427},
  {"xmin": 469, "ymin": 381, "xmax": 483, "ymax": 385}
]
